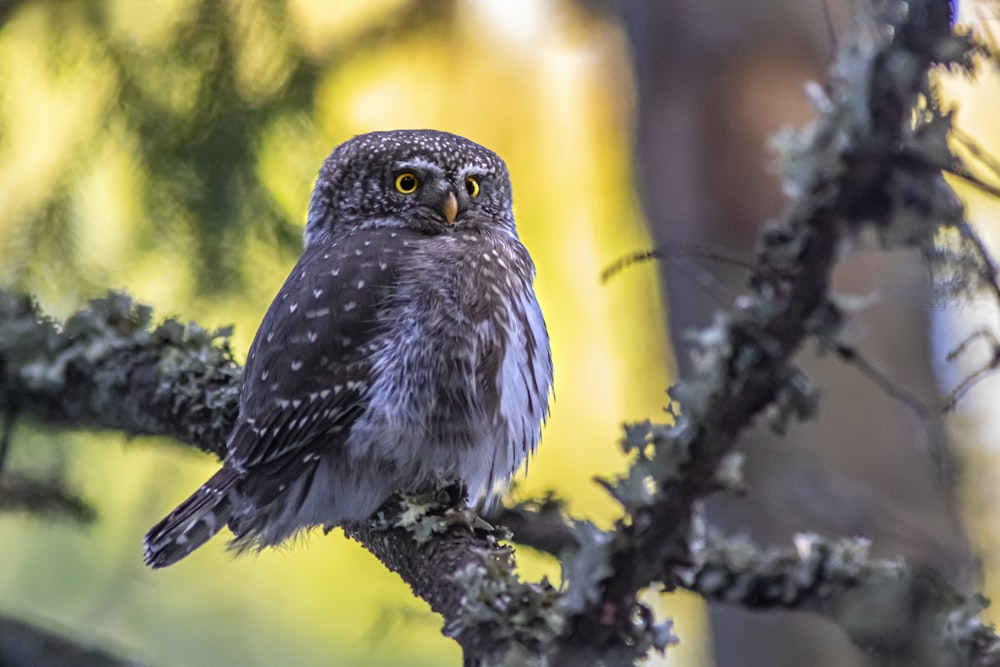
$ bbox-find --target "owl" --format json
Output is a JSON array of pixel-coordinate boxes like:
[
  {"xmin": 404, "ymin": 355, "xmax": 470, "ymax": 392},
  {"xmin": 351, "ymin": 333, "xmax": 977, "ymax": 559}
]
[{"xmin": 144, "ymin": 130, "xmax": 553, "ymax": 567}]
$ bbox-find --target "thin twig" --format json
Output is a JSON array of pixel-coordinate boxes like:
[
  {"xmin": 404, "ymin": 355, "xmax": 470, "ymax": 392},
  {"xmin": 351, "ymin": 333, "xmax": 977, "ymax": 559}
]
[
  {"xmin": 600, "ymin": 244, "xmax": 755, "ymax": 284},
  {"xmin": 942, "ymin": 328, "xmax": 1000, "ymax": 412},
  {"xmin": 942, "ymin": 164, "xmax": 1000, "ymax": 200},
  {"xmin": 828, "ymin": 340, "xmax": 932, "ymax": 421},
  {"xmin": 956, "ymin": 217, "xmax": 1000, "ymax": 308},
  {"xmin": 953, "ymin": 128, "xmax": 1000, "ymax": 181}
]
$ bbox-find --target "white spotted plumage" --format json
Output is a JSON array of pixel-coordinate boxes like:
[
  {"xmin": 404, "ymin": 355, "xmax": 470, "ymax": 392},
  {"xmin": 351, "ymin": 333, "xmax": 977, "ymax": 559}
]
[{"xmin": 144, "ymin": 130, "xmax": 552, "ymax": 568}]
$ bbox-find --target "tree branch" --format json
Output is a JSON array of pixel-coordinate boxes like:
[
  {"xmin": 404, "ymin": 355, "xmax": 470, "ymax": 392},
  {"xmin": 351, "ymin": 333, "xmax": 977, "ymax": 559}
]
[
  {"xmin": 545, "ymin": 1, "xmax": 991, "ymax": 663},
  {"xmin": 494, "ymin": 497, "xmax": 1000, "ymax": 664},
  {"xmin": 0, "ymin": 293, "xmax": 237, "ymax": 458},
  {"xmin": 0, "ymin": 614, "xmax": 141, "ymax": 667},
  {"xmin": 0, "ymin": 472, "xmax": 94, "ymax": 522}
]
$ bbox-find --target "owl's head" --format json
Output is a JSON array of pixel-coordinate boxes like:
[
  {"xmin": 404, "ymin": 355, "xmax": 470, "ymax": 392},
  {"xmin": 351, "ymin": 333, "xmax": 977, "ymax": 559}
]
[{"xmin": 305, "ymin": 130, "xmax": 515, "ymax": 247}]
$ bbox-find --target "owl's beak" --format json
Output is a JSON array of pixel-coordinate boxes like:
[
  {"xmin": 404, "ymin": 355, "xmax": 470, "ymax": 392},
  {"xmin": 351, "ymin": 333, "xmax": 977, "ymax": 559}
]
[{"xmin": 442, "ymin": 191, "xmax": 458, "ymax": 224}]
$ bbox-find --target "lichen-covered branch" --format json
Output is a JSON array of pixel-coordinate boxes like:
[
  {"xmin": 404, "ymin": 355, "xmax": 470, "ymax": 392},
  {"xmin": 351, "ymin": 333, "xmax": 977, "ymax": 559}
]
[
  {"xmin": 682, "ymin": 532, "xmax": 1000, "ymax": 664},
  {"xmin": 0, "ymin": 292, "xmax": 238, "ymax": 458},
  {"xmin": 344, "ymin": 488, "xmax": 563, "ymax": 664},
  {"xmin": 495, "ymin": 497, "xmax": 1000, "ymax": 664},
  {"xmin": 543, "ymin": 2, "xmax": 992, "ymax": 663}
]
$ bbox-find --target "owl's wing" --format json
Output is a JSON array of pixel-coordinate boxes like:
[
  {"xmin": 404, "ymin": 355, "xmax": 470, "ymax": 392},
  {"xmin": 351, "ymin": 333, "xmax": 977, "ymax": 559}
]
[{"xmin": 228, "ymin": 228, "xmax": 419, "ymax": 471}]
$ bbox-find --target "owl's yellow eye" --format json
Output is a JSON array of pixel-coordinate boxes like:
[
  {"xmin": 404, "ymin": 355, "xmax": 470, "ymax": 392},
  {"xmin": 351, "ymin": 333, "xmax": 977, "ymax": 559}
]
[
  {"xmin": 394, "ymin": 172, "xmax": 420, "ymax": 194},
  {"xmin": 465, "ymin": 176, "xmax": 480, "ymax": 198}
]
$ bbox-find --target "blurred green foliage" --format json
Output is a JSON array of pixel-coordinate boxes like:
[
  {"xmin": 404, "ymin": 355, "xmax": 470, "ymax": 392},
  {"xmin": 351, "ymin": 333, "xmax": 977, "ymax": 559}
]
[{"xmin": 0, "ymin": 0, "xmax": 457, "ymax": 302}]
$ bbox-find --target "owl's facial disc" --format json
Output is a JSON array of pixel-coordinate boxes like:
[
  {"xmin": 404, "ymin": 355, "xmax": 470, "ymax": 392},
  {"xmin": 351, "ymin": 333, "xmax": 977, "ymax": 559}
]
[{"xmin": 393, "ymin": 159, "xmax": 467, "ymax": 226}]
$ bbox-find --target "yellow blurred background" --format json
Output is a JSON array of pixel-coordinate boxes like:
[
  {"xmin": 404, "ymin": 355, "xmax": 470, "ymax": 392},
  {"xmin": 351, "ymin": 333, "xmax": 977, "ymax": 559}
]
[
  {"xmin": 3, "ymin": 1, "xmax": 1000, "ymax": 666},
  {"xmin": 0, "ymin": 1, "xmax": 702, "ymax": 665},
  {"xmin": 942, "ymin": 0, "xmax": 1000, "ymax": 641}
]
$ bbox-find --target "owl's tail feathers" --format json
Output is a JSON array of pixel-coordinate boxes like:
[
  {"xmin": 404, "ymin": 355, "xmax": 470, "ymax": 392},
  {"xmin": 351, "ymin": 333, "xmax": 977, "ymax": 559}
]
[{"xmin": 143, "ymin": 467, "xmax": 241, "ymax": 569}]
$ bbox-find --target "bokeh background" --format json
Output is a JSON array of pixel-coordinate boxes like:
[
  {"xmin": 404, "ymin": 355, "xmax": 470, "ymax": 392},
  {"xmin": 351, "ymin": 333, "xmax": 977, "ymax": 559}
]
[{"xmin": 0, "ymin": 1, "xmax": 998, "ymax": 666}]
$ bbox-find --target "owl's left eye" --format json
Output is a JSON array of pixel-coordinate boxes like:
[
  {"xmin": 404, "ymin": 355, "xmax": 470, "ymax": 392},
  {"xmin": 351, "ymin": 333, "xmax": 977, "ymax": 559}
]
[
  {"xmin": 395, "ymin": 172, "xmax": 420, "ymax": 194},
  {"xmin": 465, "ymin": 176, "xmax": 480, "ymax": 198}
]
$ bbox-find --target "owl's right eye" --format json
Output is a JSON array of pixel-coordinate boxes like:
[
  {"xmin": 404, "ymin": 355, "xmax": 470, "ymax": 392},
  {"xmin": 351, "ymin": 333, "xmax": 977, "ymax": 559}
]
[{"xmin": 394, "ymin": 172, "xmax": 420, "ymax": 194}]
